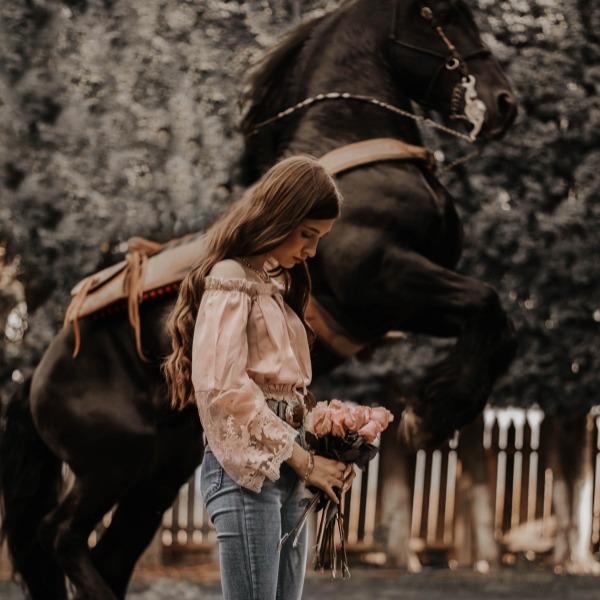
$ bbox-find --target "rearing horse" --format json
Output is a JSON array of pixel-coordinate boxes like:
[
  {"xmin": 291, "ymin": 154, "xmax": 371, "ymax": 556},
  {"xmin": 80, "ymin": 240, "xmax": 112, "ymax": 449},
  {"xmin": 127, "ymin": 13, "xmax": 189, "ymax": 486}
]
[
  {"xmin": 0, "ymin": 1, "xmax": 517, "ymax": 598},
  {"xmin": 241, "ymin": 0, "xmax": 518, "ymax": 446}
]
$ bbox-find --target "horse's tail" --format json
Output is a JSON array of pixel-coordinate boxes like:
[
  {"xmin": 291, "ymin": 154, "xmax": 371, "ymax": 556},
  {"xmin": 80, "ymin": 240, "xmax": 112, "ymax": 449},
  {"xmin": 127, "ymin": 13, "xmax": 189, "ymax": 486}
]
[{"xmin": 0, "ymin": 377, "xmax": 66, "ymax": 599}]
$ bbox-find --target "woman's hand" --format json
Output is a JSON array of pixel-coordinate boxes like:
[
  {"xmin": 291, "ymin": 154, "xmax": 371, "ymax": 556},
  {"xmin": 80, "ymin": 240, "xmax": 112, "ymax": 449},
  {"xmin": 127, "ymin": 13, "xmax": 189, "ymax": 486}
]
[
  {"xmin": 309, "ymin": 454, "xmax": 355, "ymax": 504},
  {"xmin": 287, "ymin": 444, "xmax": 355, "ymax": 504}
]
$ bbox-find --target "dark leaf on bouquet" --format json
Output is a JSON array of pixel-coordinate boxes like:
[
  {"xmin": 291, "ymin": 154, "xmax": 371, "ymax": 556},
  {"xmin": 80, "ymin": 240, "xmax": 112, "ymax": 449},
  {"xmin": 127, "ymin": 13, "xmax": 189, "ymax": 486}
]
[{"xmin": 304, "ymin": 431, "xmax": 379, "ymax": 472}]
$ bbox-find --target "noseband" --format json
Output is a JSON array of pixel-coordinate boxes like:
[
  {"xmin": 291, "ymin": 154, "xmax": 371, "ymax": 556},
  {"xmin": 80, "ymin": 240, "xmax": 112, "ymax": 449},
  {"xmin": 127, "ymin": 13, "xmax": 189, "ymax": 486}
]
[{"xmin": 389, "ymin": 0, "xmax": 490, "ymax": 138}]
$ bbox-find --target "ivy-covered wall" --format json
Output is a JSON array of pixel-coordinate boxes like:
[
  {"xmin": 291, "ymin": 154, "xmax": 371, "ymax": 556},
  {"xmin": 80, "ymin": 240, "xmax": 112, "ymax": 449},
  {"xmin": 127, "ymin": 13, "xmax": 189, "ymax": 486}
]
[{"xmin": 1, "ymin": 0, "xmax": 598, "ymax": 417}]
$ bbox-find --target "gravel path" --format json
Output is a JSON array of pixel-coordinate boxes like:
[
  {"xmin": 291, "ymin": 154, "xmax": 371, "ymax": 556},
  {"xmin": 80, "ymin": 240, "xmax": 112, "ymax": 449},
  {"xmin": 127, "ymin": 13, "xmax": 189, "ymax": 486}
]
[{"xmin": 1, "ymin": 569, "xmax": 599, "ymax": 599}]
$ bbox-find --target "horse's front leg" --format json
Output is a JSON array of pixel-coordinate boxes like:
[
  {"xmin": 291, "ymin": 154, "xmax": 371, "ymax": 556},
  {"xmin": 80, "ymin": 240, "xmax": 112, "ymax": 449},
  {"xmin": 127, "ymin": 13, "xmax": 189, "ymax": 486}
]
[{"xmin": 373, "ymin": 247, "xmax": 516, "ymax": 449}]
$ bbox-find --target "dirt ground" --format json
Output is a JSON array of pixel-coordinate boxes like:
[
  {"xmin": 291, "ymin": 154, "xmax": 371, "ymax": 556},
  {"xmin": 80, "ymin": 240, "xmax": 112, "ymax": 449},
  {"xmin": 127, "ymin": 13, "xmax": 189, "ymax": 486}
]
[{"xmin": 1, "ymin": 566, "xmax": 600, "ymax": 599}]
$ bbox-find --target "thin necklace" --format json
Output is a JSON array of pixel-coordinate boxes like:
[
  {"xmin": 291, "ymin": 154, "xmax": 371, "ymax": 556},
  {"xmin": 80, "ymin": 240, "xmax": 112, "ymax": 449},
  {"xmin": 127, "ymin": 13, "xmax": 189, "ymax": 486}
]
[{"xmin": 238, "ymin": 256, "xmax": 270, "ymax": 283}]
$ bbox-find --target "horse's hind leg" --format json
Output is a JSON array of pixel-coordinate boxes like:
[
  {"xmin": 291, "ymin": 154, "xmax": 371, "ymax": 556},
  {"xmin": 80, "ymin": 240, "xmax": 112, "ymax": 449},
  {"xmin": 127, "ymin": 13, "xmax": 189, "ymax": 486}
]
[
  {"xmin": 0, "ymin": 379, "xmax": 67, "ymax": 600},
  {"xmin": 91, "ymin": 472, "xmax": 197, "ymax": 597},
  {"xmin": 82, "ymin": 416, "xmax": 203, "ymax": 598},
  {"xmin": 39, "ymin": 472, "xmax": 132, "ymax": 600},
  {"xmin": 90, "ymin": 492, "xmax": 168, "ymax": 598}
]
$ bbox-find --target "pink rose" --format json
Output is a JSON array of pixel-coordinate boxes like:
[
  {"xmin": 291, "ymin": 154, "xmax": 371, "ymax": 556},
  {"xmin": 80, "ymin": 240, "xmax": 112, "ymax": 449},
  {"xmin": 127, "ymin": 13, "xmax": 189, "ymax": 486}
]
[
  {"xmin": 370, "ymin": 406, "xmax": 394, "ymax": 428},
  {"xmin": 330, "ymin": 406, "xmax": 348, "ymax": 437},
  {"xmin": 307, "ymin": 399, "xmax": 394, "ymax": 440},
  {"xmin": 328, "ymin": 399, "xmax": 346, "ymax": 411},
  {"xmin": 358, "ymin": 421, "xmax": 381, "ymax": 443},
  {"xmin": 342, "ymin": 409, "xmax": 358, "ymax": 431},
  {"xmin": 349, "ymin": 406, "xmax": 370, "ymax": 430},
  {"xmin": 310, "ymin": 402, "xmax": 332, "ymax": 437}
]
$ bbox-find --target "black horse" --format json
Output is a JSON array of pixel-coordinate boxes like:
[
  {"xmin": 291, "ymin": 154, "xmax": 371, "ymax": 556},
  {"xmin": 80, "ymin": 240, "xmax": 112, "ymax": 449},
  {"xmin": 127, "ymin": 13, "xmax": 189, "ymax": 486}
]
[
  {"xmin": 240, "ymin": 0, "xmax": 517, "ymax": 444},
  {"xmin": 0, "ymin": 1, "xmax": 517, "ymax": 598}
]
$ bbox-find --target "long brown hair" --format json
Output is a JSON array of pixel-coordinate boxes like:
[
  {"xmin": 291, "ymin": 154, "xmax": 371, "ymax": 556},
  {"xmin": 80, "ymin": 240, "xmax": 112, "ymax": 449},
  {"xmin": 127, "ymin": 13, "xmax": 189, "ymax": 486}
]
[{"xmin": 163, "ymin": 155, "xmax": 342, "ymax": 410}]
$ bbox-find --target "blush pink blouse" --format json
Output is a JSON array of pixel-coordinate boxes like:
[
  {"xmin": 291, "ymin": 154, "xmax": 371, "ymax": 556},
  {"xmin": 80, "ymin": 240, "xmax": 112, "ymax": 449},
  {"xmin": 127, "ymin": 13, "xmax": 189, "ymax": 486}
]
[{"xmin": 191, "ymin": 276, "xmax": 312, "ymax": 493}]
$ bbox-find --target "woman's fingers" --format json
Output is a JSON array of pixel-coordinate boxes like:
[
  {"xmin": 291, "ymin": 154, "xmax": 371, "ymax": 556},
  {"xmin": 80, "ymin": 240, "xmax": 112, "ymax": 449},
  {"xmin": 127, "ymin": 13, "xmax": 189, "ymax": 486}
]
[
  {"xmin": 309, "ymin": 457, "xmax": 357, "ymax": 501},
  {"xmin": 342, "ymin": 466, "xmax": 356, "ymax": 492},
  {"xmin": 328, "ymin": 462, "xmax": 354, "ymax": 488},
  {"xmin": 324, "ymin": 485, "xmax": 340, "ymax": 504}
]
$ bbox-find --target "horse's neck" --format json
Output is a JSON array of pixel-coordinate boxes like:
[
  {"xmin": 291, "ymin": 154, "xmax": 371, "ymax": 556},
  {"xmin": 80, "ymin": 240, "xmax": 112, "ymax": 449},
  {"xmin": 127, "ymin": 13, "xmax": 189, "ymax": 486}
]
[
  {"xmin": 291, "ymin": 4, "xmax": 386, "ymax": 98},
  {"xmin": 240, "ymin": 0, "xmax": 425, "ymax": 179},
  {"xmin": 286, "ymin": 5, "xmax": 423, "ymax": 150}
]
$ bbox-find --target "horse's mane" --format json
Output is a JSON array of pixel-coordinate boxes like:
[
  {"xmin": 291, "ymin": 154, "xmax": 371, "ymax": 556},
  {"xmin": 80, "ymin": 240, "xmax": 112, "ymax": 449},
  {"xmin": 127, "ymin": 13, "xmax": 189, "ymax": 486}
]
[
  {"xmin": 240, "ymin": 15, "xmax": 328, "ymax": 134},
  {"xmin": 238, "ymin": 1, "xmax": 361, "ymax": 183}
]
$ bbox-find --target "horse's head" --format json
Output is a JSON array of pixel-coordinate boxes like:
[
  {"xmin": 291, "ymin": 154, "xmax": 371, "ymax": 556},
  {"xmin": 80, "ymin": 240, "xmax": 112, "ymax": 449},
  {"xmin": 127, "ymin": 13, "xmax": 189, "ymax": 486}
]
[
  {"xmin": 240, "ymin": 0, "xmax": 518, "ymax": 180},
  {"xmin": 385, "ymin": 0, "xmax": 517, "ymax": 140}
]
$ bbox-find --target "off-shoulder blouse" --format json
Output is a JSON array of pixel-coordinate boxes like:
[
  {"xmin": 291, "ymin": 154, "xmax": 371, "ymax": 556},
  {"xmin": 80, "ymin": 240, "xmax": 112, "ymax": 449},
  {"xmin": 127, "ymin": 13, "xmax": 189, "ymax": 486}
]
[{"xmin": 191, "ymin": 276, "xmax": 312, "ymax": 493}]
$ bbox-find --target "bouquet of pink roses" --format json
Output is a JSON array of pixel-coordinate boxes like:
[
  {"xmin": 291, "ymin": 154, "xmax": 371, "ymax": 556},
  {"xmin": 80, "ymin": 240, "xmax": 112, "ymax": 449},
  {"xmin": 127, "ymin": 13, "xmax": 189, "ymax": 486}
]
[{"xmin": 279, "ymin": 399, "xmax": 394, "ymax": 578}]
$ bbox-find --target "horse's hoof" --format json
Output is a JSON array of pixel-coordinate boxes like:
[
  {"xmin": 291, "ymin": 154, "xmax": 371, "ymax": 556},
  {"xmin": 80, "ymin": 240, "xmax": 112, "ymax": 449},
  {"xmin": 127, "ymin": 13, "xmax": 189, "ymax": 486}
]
[
  {"xmin": 397, "ymin": 408, "xmax": 452, "ymax": 451},
  {"xmin": 397, "ymin": 408, "xmax": 430, "ymax": 451}
]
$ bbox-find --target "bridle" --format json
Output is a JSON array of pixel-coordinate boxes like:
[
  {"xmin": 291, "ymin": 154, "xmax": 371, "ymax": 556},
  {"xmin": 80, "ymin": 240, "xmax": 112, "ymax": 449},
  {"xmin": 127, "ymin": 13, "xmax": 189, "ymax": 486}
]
[
  {"xmin": 389, "ymin": 0, "xmax": 491, "ymax": 137},
  {"xmin": 244, "ymin": 0, "xmax": 491, "ymax": 149}
]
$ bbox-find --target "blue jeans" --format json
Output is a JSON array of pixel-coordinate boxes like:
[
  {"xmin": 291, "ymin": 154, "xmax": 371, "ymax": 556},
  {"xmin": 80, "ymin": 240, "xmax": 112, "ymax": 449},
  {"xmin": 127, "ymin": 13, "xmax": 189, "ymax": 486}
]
[{"xmin": 201, "ymin": 448, "xmax": 309, "ymax": 600}]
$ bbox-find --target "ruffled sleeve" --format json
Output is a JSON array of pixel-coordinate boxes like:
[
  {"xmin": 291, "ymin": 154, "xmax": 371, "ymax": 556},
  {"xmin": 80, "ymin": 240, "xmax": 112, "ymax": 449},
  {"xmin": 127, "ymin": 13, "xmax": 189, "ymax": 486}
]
[{"xmin": 191, "ymin": 277, "xmax": 299, "ymax": 493}]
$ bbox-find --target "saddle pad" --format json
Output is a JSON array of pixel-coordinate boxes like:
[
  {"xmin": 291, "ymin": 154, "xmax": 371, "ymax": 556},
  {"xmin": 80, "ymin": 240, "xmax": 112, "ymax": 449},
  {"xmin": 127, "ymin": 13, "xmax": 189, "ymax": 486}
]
[{"xmin": 69, "ymin": 233, "xmax": 207, "ymax": 319}]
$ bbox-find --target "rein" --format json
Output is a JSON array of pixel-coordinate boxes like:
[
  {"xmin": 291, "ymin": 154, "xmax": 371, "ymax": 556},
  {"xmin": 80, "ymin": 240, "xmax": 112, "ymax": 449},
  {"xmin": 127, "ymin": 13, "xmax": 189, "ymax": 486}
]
[{"xmin": 244, "ymin": 91, "xmax": 474, "ymax": 143}]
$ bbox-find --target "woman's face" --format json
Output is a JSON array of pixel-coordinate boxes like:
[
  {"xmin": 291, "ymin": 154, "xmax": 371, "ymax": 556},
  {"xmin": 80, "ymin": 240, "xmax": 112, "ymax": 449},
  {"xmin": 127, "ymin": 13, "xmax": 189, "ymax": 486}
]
[{"xmin": 269, "ymin": 218, "xmax": 335, "ymax": 269}]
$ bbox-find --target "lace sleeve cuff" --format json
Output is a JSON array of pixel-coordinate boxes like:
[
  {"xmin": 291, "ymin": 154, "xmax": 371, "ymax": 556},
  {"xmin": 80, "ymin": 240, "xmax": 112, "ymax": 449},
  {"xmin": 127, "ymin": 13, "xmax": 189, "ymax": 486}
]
[{"xmin": 196, "ymin": 388, "xmax": 299, "ymax": 493}]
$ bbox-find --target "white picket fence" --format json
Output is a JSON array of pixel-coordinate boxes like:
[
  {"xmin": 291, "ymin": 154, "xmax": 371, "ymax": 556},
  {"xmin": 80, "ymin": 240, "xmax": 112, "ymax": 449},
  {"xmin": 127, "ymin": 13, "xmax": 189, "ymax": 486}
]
[{"xmin": 160, "ymin": 405, "xmax": 600, "ymax": 568}]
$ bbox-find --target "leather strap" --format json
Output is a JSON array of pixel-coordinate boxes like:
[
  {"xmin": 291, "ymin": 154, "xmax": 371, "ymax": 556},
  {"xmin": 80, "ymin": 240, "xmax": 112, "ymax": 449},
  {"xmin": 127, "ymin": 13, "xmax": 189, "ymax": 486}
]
[
  {"xmin": 318, "ymin": 137, "xmax": 435, "ymax": 175},
  {"xmin": 305, "ymin": 296, "xmax": 366, "ymax": 358}
]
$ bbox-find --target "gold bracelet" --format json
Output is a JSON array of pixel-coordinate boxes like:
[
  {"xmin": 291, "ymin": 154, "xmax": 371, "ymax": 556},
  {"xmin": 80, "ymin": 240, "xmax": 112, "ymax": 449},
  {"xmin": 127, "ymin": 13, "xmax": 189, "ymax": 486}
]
[{"xmin": 301, "ymin": 450, "xmax": 314, "ymax": 485}]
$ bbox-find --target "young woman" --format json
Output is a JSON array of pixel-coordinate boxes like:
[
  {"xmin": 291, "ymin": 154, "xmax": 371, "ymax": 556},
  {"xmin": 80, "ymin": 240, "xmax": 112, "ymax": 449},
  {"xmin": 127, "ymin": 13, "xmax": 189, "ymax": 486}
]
[{"xmin": 163, "ymin": 155, "xmax": 356, "ymax": 599}]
